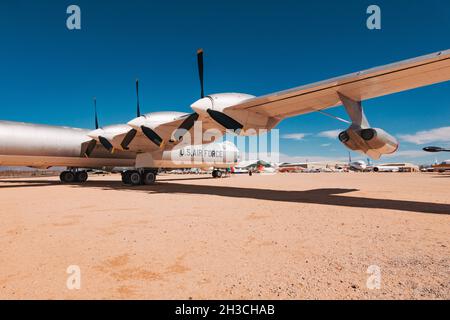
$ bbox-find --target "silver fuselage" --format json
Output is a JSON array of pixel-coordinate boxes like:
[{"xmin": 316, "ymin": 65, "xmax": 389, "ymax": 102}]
[
  {"xmin": 0, "ymin": 120, "xmax": 237, "ymax": 169},
  {"xmin": 0, "ymin": 120, "xmax": 136, "ymax": 169}
]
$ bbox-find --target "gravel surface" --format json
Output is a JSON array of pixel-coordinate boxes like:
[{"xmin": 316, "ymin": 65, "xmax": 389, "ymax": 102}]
[{"xmin": 0, "ymin": 172, "xmax": 449, "ymax": 299}]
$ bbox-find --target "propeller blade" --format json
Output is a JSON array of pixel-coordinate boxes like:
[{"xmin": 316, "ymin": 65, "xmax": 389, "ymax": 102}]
[
  {"xmin": 207, "ymin": 109, "xmax": 243, "ymax": 133},
  {"xmin": 84, "ymin": 139, "xmax": 97, "ymax": 157},
  {"xmin": 141, "ymin": 126, "xmax": 163, "ymax": 147},
  {"xmin": 197, "ymin": 49, "xmax": 204, "ymax": 98},
  {"xmin": 121, "ymin": 129, "xmax": 137, "ymax": 150},
  {"xmin": 98, "ymin": 136, "xmax": 114, "ymax": 152},
  {"xmin": 136, "ymin": 79, "xmax": 141, "ymax": 117},
  {"xmin": 94, "ymin": 97, "xmax": 99, "ymax": 129},
  {"xmin": 173, "ymin": 112, "xmax": 199, "ymax": 140}
]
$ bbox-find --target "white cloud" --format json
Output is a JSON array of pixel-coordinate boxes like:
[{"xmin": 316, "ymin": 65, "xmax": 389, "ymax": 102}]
[
  {"xmin": 320, "ymin": 143, "xmax": 331, "ymax": 147},
  {"xmin": 240, "ymin": 152, "xmax": 348, "ymax": 164},
  {"xmin": 317, "ymin": 129, "xmax": 342, "ymax": 139},
  {"xmin": 398, "ymin": 126, "xmax": 450, "ymax": 145},
  {"xmin": 278, "ymin": 154, "xmax": 348, "ymax": 163},
  {"xmin": 384, "ymin": 150, "xmax": 428, "ymax": 158},
  {"xmin": 281, "ymin": 133, "xmax": 308, "ymax": 141}
]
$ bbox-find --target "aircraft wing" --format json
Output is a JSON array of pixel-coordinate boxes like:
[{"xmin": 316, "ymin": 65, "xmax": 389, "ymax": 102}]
[{"xmin": 224, "ymin": 50, "xmax": 450, "ymax": 119}]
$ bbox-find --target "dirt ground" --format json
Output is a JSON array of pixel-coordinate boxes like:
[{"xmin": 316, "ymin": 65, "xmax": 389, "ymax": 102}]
[{"xmin": 0, "ymin": 172, "xmax": 449, "ymax": 299}]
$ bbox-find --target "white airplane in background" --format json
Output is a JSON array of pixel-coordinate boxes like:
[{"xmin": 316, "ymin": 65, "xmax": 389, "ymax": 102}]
[
  {"xmin": 349, "ymin": 161, "xmax": 367, "ymax": 171},
  {"xmin": 372, "ymin": 165, "xmax": 401, "ymax": 173},
  {"xmin": 0, "ymin": 49, "xmax": 449, "ymax": 185},
  {"xmin": 347, "ymin": 152, "xmax": 367, "ymax": 171}
]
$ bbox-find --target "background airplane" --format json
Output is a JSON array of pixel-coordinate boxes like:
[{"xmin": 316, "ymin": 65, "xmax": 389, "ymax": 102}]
[{"xmin": 423, "ymin": 146, "xmax": 450, "ymax": 152}]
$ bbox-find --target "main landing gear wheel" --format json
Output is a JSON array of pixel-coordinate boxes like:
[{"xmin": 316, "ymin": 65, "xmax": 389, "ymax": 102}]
[
  {"xmin": 129, "ymin": 171, "xmax": 142, "ymax": 185},
  {"xmin": 60, "ymin": 171, "xmax": 76, "ymax": 183},
  {"xmin": 121, "ymin": 171, "xmax": 131, "ymax": 184},
  {"xmin": 122, "ymin": 169, "xmax": 157, "ymax": 185},
  {"xmin": 75, "ymin": 171, "xmax": 88, "ymax": 183},
  {"xmin": 142, "ymin": 171, "xmax": 156, "ymax": 185},
  {"xmin": 212, "ymin": 170, "xmax": 222, "ymax": 178},
  {"xmin": 60, "ymin": 170, "xmax": 89, "ymax": 183}
]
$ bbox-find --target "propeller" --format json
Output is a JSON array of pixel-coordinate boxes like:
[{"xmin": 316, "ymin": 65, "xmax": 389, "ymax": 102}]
[
  {"xmin": 84, "ymin": 97, "xmax": 115, "ymax": 156},
  {"xmin": 98, "ymin": 136, "xmax": 114, "ymax": 151},
  {"xmin": 84, "ymin": 97, "xmax": 100, "ymax": 157},
  {"xmin": 120, "ymin": 79, "xmax": 142, "ymax": 149},
  {"xmin": 123, "ymin": 50, "xmax": 207, "ymax": 146},
  {"xmin": 172, "ymin": 49, "xmax": 206, "ymax": 141},
  {"xmin": 173, "ymin": 112, "xmax": 199, "ymax": 140},
  {"xmin": 121, "ymin": 78, "xmax": 164, "ymax": 149},
  {"xmin": 136, "ymin": 79, "xmax": 141, "ymax": 118},
  {"xmin": 84, "ymin": 139, "xmax": 97, "ymax": 157},
  {"xmin": 206, "ymin": 109, "xmax": 243, "ymax": 132},
  {"xmin": 193, "ymin": 49, "xmax": 244, "ymax": 133},
  {"xmin": 121, "ymin": 129, "xmax": 137, "ymax": 149},
  {"xmin": 197, "ymin": 49, "xmax": 205, "ymax": 99},
  {"xmin": 141, "ymin": 126, "xmax": 163, "ymax": 147},
  {"xmin": 94, "ymin": 97, "xmax": 99, "ymax": 129}
]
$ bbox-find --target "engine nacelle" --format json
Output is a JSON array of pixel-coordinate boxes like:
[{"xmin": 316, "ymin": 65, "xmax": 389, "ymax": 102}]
[
  {"xmin": 191, "ymin": 93, "xmax": 281, "ymax": 135},
  {"xmin": 338, "ymin": 127, "xmax": 398, "ymax": 160}
]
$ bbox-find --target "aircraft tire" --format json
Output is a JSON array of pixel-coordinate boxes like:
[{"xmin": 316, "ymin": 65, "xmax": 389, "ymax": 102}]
[
  {"xmin": 212, "ymin": 170, "xmax": 222, "ymax": 178},
  {"xmin": 129, "ymin": 171, "xmax": 142, "ymax": 185},
  {"xmin": 76, "ymin": 171, "xmax": 88, "ymax": 183},
  {"xmin": 60, "ymin": 171, "xmax": 76, "ymax": 183},
  {"xmin": 142, "ymin": 171, "xmax": 156, "ymax": 185},
  {"xmin": 121, "ymin": 171, "xmax": 131, "ymax": 184}
]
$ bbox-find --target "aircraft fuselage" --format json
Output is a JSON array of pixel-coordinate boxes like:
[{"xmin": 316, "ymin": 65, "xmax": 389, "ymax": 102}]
[{"xmin": 0, "ymin": 120, "xmax": 135, "ymax": 169}]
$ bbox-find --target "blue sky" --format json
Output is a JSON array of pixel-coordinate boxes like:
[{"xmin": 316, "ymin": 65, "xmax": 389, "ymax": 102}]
[{"xmin": 0, "ymin": 0, "xmax": 449, "ymax": 164}]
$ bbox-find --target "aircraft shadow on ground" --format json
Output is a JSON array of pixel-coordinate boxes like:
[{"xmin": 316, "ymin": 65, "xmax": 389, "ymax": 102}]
[{"xmin": 0, "ymin": 178, "xmax": 449, "ymax": 215}]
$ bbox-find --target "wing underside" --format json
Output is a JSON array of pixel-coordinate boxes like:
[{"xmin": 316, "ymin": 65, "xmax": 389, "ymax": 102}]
[{"xmin": 226, "ymin": 50, "xmax": 450, "ymax": 118}]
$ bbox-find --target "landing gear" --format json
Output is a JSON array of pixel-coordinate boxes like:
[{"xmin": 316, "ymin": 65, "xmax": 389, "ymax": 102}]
[
  {"xmin": 75, "ymin": 171, "xmax": 88, "ymax": 183},
  {"xmin": 60, "ymin": 171, "xmax": 76, "ymax": 183},
  {"xmin": 121, "ymin": 169, "xmax": 157, "ymax": 185},
  {"xmin": 60, "ymin": 170, "xmax": 88, "ymax": 183},
  {"xmin": 212, "ymin": 169, "xmax": 223, "ymax": 178},
  {"xmin": 129, "ymin": 171, "xmax": 142, "ymax": 185},
  {"xmin": 121, "ymin": 171, "xmax": 131, "ymax": 184},
  {"xmin": 142, "ymin": 170, "xmax": 156, "ymax": 185}
]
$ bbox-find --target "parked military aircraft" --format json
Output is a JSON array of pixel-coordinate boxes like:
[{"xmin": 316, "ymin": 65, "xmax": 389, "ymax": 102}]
[{"xmin": 1, "ymin": 49, "xmax": 449, "ymax": 185}]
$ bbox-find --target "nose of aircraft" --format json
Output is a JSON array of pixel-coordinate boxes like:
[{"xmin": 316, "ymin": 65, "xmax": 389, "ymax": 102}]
[
  {"xmin": 191, "ymin": 97, "xmax": 212, "ymax": 114},
  {"xmin": 127, "ymin": 116, "xmax": 146, "ymax": 130}
]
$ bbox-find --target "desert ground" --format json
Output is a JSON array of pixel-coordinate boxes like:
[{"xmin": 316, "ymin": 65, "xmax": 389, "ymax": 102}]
[{"xmin": 0, "ymin": 172, "xmax": 448, "ymax": 299}]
